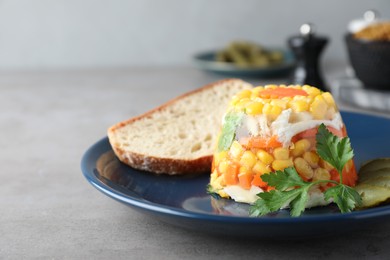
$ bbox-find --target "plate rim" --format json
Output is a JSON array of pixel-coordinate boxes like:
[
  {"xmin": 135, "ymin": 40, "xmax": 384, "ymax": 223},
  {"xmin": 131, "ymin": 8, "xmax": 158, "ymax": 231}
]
[{"xmin": 81, "ymin": 111, "xmax": 390, "ymax": 225}]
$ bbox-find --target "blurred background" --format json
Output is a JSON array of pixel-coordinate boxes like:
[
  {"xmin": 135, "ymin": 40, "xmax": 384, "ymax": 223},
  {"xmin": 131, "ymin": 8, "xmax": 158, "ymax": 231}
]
[{"xmin": 0, "ymin": 0, "xmax": 387, "ymax": 70}]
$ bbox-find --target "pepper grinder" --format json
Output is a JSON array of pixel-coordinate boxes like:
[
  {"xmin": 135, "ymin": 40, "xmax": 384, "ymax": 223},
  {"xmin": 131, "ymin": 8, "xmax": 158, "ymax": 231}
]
[{"xmin": 288, "ymin": 23, "xmax": 329, "ymax": 91}]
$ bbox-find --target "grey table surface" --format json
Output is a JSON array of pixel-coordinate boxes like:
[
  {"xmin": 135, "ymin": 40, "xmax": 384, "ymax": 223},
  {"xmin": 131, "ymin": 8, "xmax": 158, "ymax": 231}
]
[{"xmin": 1, "ymin": 67, "xmax": 390, "ymax": 259}]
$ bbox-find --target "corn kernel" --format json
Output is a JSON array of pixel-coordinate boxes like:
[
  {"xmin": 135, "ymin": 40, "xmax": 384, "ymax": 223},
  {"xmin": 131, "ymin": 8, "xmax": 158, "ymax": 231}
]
[
  {"xmin": 214, "ymin": 151, "xmax": 228, "ymax": 165},
  {"xmin": 240, "ymin": 150, "xmax": 257, "ymax": 169},
  {"xmin": 210, "ymin": 171, "xmax": 218, "ymax": 185},
  {"xmin": 294, "ymin": 157, "xmax": 314, "ymax": 180},
  {"xmin": 239, "ymin": 166, "xmax": 249, "ymax": 174},
  {"xmin": 289, "ymin": 100, "xmax": 309, "ymax": 113},
  {"xmin": 272, "ymin": 159, "xmax": 294, "ymax": 171},
  {"xmin": 229, "ymin": 141, "xmax": 244, "ymax": 159},
  {"xmin": 252, "ymin": 86, "xmax": 264, "ymax": 96},
  {"xmin": 253, "ymin": 161, "xmax": 271, "ymax": 174},
  {"xmin": 320, "ymin": 159, "xmax": 334, "ymax": 171},
  {"xmin": 322, "ymin": 92, "xmax": 336, "ymax": 108},
  {"xmin": 271, "ymin": 99, "xmax": 288, "ymax": 109},
  {"xmin": 256, "ymin": 150, "xmax": 274, "ymax": 165},
  {"xmin": 230, "ymin": 96, "xmax": 240, "ymax": 106},
  {"xmin": 303, "ymin": 85, "xmax": 321, "ymax": 97},
  {"xmin": 325, "ymin": 106, "xmax": 336, "ymax": 120},
  {"xmin": 273, "ymin": 147, "xmax": 290, "ymax": 160},
  {"xmin": 313, "ymin": 168, "xmax": 331, "ymax": 182},
  {"xmin": 218, "ymin": 160, "xmax": 229, "ymax": 174},
  {"xmin": 237, "ymin": 89, "xmax": 252, "ymax": 99},
  {"xmin": 235, "ymin": 98, "xmax": 252, "ymax": 110},
  {"xmin": 291, "ymin": 85, "xmax": 302, "ymax": 89},
  {"xmin": 245, "ymin": 102, "xmax": 264, "ymax": 115},
  {"xmin": 262, "ymin": 103, "xmax": 272, "ymax": 115},
  {"xmin": 310, "ymin": 95, "xmax": 328, "ymax": 119},
  {"xmin": 264, "ymin": 105, "xmax": 283, "ymax": 121},
  {"xmin": 292, "ymin": 139, "xmax": 311, "ymax": 157},
  {"xmin": 265, "ymin": 84, "xmax": 278, "ymax": 89},
  {"xmin": 303, "ymin": 151, "xmax": 319, "ymax": 168}
]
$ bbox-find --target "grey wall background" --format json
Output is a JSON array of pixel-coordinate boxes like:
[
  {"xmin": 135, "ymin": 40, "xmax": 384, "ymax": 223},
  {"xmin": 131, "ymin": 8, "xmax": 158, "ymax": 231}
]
[{"xmin": 0, "ymin": 0, "xmax": 388, "ymax": 70}]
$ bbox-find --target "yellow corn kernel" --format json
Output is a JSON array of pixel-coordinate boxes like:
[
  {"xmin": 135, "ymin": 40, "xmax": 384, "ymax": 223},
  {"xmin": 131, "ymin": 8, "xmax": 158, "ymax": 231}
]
[
  {"xmin": 289, "ymin": 100, "xmax": 309, "ymax": 113},
  {"xmin": 322, "ymin": 92, "xmax": 336, "ymax": 108},
  {"xmin": 302, "ymin": 85, "xmax": 321, "ymax": 97},
  {"xmin": 292, "ymin": 139, "xmax": 311, "ymax": 157},
  {"xmin": 229, "ymin": 141, "xmax": 244, "ymax": 160},
  {"xmin": 245, "ymin": 102, "xmax": 264, "ymax": 115},
  {"xmin": 235, "ymin": 98, "xmax": 252, "ymax": 110},
  {"xmin": 237, "ymin": 89, "xmax": 252, "ymax": 99},
  {"xmin": 262, "ymin": 103, "xmax": 272, "ymax": 114},
  {"xmin": 252, "ymin": 86, "xmax": 264, "ymax": 96},
  {"xmin": 252, "ymin": 161, "xmax": 271, "ymax": 174},
  {"xmin": 325, "ymin": 106, "xmax": 336, "ymax": 120},
  {"xmin": 264, "ymin": 105, "xmax": 283, "ymax": 121},
  {"xmin": 320, "ymin": 159, "xmax": 334, "ymax": 171},
  {"xmin": 272, "ymin": 159, "xmax": 294, "ymax": 171},
  {"xmin": 212, "ymin": 173, "xmax": 228, "ymax": 197},
  {"xmin": 303, "ymin": 151, "xmax": 319, "ymax": 168},
  {"xmin": 294, "ymin": 157, "xmax": 314, "ymax": 180},
  {"xmin": 230, "ymin": 96, "xmax": 240, "ymax": 106},
  {"xmin": 210, "ymin": 170, "xmax": 218, "ymax": 185},
  {"xmin": 239, "ymin": 166, "xmax": 249, "ymax": 174},
  {"xmin": 291, "ymin": 85, "xmax": 302, "ymax": 89},
  {"xmin": 313, "ymin": 168, "xmax": 331, "ymax": 182},
  {"xmin": 265, "ymin": 84, "xmax": 278, "ymax": 89},
  {"xmin": 214, "ymin": 151, "xmax": 228, "ymax": 165},
  {"xmin": 273, "ymin": 147, "xmax": 290, "ymax": 160},
  {"xmin": 256, "ymin": 150, "xmax": 274, "ymax": 165},
  {"xmin": 310, "ymin": 95, "xmax": 328, "ymax": 119},
  {"xmin": 240, "ymin": 150, "xmax": 257, "ymax": 169},
  {"xmin": 271, "ymin": 99, "xmax": 288, "ymax": 109},
  {"xmin": 272, "ymin": 105, "xmax": 283, "ymax": 118},
  {"xmin": 218, "ymin": 160, "xmax": 229, "ymax": 174}
]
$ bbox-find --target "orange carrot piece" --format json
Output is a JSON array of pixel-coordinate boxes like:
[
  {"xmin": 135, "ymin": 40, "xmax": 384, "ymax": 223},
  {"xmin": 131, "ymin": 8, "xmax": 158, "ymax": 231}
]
[
  {"xmin": 293, "ymin": 126, "xmax": 345, "ymax": 141},
  {"xmin": 329, "ymin": 161, "xmax": 358, "ymax": 187},
  {"xmin": 258, "ymin": 87, "xmax": 308, "ymax": 98},
  {"xmin": 224, "ymin": 163, "xmax": 239, "ymax": 185},
  {"xmin": 251, "ymin": 173, "xmax": 268, "ymax": 188},
  {"xmin": 248, "ymin": 135, "xmax": 282, "ymax": 149},
  {"xmin": 342, "ymin": 161, "xmax": 358, "ymax": 186},
  {"xmin": 238, "ymin": 171, "xmax": 253, "ymax": 190}
]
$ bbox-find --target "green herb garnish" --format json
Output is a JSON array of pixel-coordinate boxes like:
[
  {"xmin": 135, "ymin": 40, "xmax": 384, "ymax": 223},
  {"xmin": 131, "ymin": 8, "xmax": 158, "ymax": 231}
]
[
  {"xmin": 250, "ymin": 124, "xmax": 362, "ymax": 217},
  {"xmin": 217, "ymin": 111, "xmax": 243, "ymax": 152}
]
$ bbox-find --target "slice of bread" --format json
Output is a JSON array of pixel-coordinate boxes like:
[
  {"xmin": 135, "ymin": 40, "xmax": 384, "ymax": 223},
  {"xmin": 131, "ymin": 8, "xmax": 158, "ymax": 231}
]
[{"xmin": 107, "ymin": 79, "xmax": 253, "ymax": 175}]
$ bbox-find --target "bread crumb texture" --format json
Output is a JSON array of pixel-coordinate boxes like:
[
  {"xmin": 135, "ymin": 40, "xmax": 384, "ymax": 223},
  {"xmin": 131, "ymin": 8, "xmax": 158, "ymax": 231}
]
[{"xmin": 109, "ymin": 79, "xmax": 252, "ymax": 161}]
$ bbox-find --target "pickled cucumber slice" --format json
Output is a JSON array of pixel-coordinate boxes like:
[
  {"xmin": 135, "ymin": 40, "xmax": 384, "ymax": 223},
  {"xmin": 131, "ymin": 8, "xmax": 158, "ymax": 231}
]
[
  {"xmin": 355, "ymin": 158, "xmax": 390, "ymax": 209},
  {"xmin": 355, "ymin": 184, "xmax": 390, "ymax": 208},
  {"xmin": 359, "ymin": 158, "xmax": 390, "ymax": 174},
  {"xmin": 358, "ymin": 168, "xmax": 390, "ymax": 183},
  {"xmin": 359, "ymin": 176, "xmax": 390, "ymax": 188}
]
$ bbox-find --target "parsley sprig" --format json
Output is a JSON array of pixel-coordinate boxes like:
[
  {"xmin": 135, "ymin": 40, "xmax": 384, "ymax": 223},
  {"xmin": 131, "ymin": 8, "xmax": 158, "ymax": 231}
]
[{"xmin": 249, "ymin": 124, "xmax": 362, "ymax": 217}]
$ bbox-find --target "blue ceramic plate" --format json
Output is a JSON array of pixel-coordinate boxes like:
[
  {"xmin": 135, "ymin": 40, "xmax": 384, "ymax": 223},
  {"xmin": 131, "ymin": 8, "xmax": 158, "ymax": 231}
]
[
  {"xmin": 82, "ymin": 112, "xmax": 390, "ymax": 239},
  {"xmin": 193, "ymin": 48, "xmax": 294, "ymax": 78}
]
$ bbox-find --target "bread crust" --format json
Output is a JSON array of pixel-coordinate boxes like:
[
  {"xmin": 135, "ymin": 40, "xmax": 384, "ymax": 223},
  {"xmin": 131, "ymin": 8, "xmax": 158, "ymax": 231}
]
[
  {"xmin": 110, "ymin": 145, "xmax": 212, "ymax": 175},
  {"xmin": 107, "ymin": 78, "xmax": 251, "ymax": 175}
]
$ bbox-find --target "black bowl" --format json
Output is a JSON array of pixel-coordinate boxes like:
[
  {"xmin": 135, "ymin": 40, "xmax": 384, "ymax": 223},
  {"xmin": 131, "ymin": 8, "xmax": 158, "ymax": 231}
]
[{"xmin": 345, "ymin": 34, "xmax": 390, "ymax": 90}]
